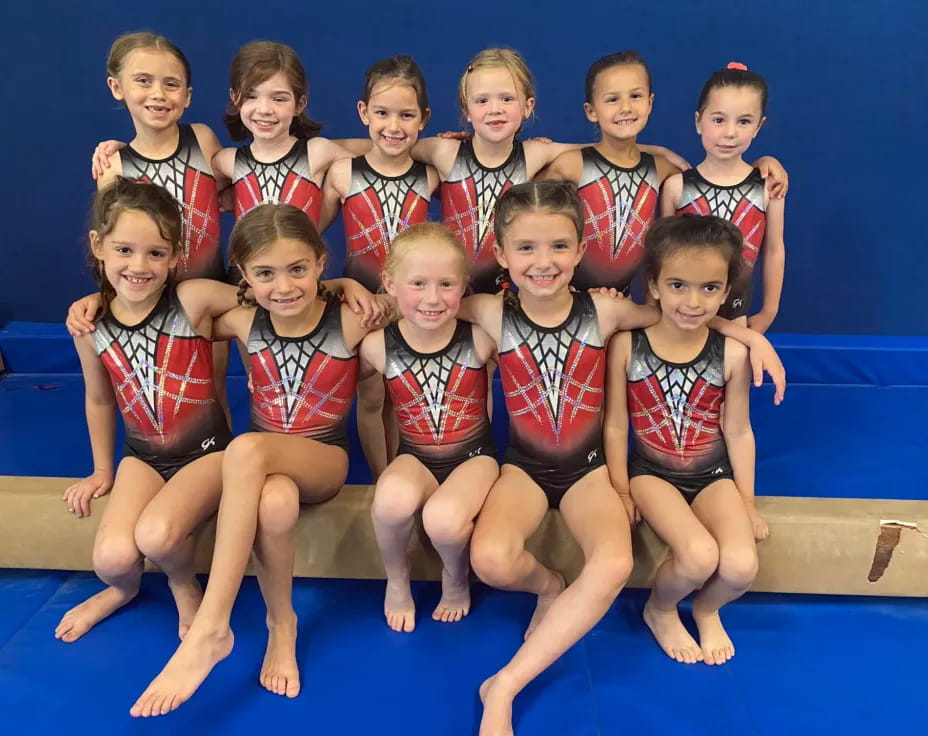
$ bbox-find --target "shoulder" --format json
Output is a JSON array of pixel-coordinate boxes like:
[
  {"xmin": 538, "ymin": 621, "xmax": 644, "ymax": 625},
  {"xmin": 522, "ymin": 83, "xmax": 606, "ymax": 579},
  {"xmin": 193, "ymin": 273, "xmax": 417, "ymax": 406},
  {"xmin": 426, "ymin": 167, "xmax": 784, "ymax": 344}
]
[
  {"xmin": 606, "ymin": 329, "xmax": 633, "ymax": 361},
  {"xmin": 723, "ymin": 335, "xmax": 748, "ymax": 364},
  {"xmin": 547, "ymin": 148, "xmax": 583, "ymax": 181},
  {"xmin": 359, "ymin": 327, "xmax": 387, "ymax": 367}
]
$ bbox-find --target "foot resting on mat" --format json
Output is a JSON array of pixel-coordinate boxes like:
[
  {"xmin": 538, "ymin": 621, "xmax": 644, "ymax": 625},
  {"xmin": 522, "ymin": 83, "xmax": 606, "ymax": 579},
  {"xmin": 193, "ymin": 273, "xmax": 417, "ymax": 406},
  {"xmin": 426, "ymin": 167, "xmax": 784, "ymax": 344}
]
[
  {"xmin": 129, "ymin": 626, "xmax": 234, "ymax": 717},
  {"xmin": 693, "ymin": 609, "xmax": 735, "ymax": 665},
  {"xmin": 54, "ymin": 586, "xmax": 136, "ymax": 643},
  {"xmin": 259, "ymin": 611, "xmax": 300, "ymax": 698},
  {"xmin": 431, "ymin": 567, "xmax": 471, "ymax": 624},
  {"xmin": 642, "ymin": 598, "xmax": 704, "ymax": 664},
  {"xmin": 384, "ymin": 572, "xmax": 416, "ymax": 633}
]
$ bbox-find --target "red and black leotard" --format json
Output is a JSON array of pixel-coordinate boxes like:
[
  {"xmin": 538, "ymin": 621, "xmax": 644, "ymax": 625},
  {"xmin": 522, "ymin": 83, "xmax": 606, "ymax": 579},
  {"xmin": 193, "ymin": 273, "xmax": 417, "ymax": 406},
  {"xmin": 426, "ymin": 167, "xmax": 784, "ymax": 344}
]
[
  {"xmin": 384, "ymin": 320, "xmax": 495, "ymax": 483},
  {"xmin": 232, "ymin": 139, "xmax": 321, "ymax": 223},
  {"xmin": 441, "ymin": 140, "xmax": 528, "ymax": 294},
  {"xmin": 247, "ymin": 298, "xmax": 359, "ymax": 450},
  {"xmin": 575, "ymin": 148, "xmax": 659, "ymax": 293},
  {"xmin": 497, "ymin": 292, "xmax": 606, "ymax": 507},
  {"xmin": 120, "ymin": 124, "xmax": 223, "ymax": 281},
  {"xmin": 342, "ymin": 156, "xmax": 431, "ymax": 293},
  {"xmin": 675, "ymin": 168, "xmax": 767, "ymax": 319},
  {"xmin": 626, "ymin": 328, "xmax": 732, "ymax": 501},
  {"xmin": 92, "ymin": 288, "xmax": 232, "ymax": 480}
]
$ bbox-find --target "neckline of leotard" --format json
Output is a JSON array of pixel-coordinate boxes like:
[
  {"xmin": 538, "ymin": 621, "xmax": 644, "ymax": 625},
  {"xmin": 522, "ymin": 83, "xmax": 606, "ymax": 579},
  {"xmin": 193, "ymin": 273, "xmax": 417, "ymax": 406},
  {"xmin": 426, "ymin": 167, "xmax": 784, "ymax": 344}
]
[
  {"xmin": 357, "ymin": 155, "xmax": 421, "ymax": 182},
  {"xmin": 464, "ymin": 138, "xmax": 522, "ymax": 173},
  {"xmin": 513, "ymin": 292, "xmax": 584, "ymax": 334},
  {"xmin": 125, "ymin": 124, "xmax": 188, "ymax": 164},
  {"xmin": 585, "ymin": 145, "xmax": 652, "ymax": 173},
  {"xmin": 260, "ymin": 297, "xmax": 334, "ymax": 344},
  {"xmin": 246, "ymin": 138, "xmax": 303, "ymax": 167},
  {"xmin": 639, "ymin": 327, "xmax": 718, "ymax": 369},
  {"xmin": 690, "ymin": 166, "xmax": 760, "ymax": 191},
  {"xmin": 389, "ymin": 319, "xmax": 468, "ymax": 360}
]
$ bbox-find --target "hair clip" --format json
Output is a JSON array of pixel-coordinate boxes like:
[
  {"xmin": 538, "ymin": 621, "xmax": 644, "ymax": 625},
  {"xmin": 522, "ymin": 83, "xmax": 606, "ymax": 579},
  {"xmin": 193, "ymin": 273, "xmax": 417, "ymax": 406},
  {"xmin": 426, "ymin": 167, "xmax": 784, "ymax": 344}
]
[
  {"xmin": 727, "ymin": 62, "xmax": 748, "ymax": 71},
  {"xmin": 466, "ymin": 64, "xmax": 474, "ymax": 73}
]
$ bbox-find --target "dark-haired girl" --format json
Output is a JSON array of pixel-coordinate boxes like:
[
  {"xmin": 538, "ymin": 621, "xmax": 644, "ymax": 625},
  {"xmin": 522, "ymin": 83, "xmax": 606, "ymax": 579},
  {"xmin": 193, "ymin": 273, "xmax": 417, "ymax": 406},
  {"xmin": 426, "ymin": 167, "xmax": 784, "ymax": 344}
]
[
  {"xmin": 661, "ymin": 63, "xmax": 787, "ymax": 332},
  {"xmin": 57, "ymin": 178, "xmax": 238, "ymax": 645},
  {"xmin": 605, "ymin": 214, "xmax": 769, "ymax": 667}
]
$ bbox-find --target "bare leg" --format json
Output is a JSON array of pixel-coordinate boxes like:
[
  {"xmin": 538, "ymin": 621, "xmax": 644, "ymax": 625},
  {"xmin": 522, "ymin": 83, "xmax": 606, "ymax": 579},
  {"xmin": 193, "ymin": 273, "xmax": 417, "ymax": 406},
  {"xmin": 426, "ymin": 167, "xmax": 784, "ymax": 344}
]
[
  {"xmin": 129, "ymin": 433, "xmax": 347, "ymax": 718},
  {"xmin": 477, "ymin": 467, "xmax": 632, "ymax": 736},
  {"xmin": 252, "ymin": 474, "xmax": 301, "ymax": 697},
  {"xmin": 630, "ymin": 475, "xmax": 718, "ymax": 664},
  {"xmin": 371, "ymin": 456, "xmax": 437, "ymax": 632},
  {"xmin": 55, "ymin": 458, "xmax": 162, "ymax": 642},
  {"xmin": 690, "ymin": 480, "xmax": 758, "ymax": 665},
  {"xmin": 471, "ymin": 465, "xmax": 563, "ymax": 639},
  {"xmin": 422, "ymin": 456, "xmax": 498, "ymax": 623},
  {"xmin": 357, "ymin": 373, "xmax": 389, "ymax": 479},
  {"xmin": 134, "ymin": 452, "xmax": 224, "ymax": 639}
]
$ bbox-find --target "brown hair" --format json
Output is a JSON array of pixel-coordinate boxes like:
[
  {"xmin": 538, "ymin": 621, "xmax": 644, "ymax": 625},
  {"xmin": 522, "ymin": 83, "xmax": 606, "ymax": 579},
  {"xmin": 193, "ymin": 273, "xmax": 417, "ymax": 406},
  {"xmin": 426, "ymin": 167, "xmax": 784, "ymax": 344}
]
[
  {"xmin": 362, "ymin": 55, "xmax": 430, "ymax": 119},
  {"xmin": 107, "ymin": 32, "xmax": 192, "ymax": 86},
  {"xmin": 229, "ymin": 203, "xmax": 330, "ymax": 306},
  {"xmin": 89, "ymin": 177, "xmax": 183, "ymax": 317},
  {"xmin": 457, "ymin": 48, "xmax": 535, "ymax": 117},
  {"xmin": 697, "ymin": 64, "xmax": 768, "ymax": 117},
  {"xmin": 384, "ymin": 223, "xmax": 470, "ymax": 285},
  {"xmin": 224, "ymin": 41, "xmax": 323, "ymax": 141},
  {"xmin": 643, "ymin": 214, "xmax": 743, "ymax": 289},
  {"xmin": 493, "ymin": 181, "xmax": 584, "ymax": 306},
  {"xmin": 585, "ymin": 50, "xmax": 652, "ymax": 102}
]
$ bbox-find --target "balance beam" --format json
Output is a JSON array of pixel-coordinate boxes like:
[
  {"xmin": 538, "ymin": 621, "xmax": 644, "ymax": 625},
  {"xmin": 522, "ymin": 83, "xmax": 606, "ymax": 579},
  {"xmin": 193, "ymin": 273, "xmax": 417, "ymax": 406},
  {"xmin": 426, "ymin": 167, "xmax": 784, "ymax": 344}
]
[{"xmin": 1, "ymin": 476, "xmax": 925, "ymax": 597}]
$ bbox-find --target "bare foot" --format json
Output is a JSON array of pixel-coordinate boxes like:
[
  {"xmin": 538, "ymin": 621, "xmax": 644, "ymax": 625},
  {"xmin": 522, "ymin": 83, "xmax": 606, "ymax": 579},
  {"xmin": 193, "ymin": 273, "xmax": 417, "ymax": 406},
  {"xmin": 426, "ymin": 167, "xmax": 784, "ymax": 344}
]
[
  {"xmin": 432, "ymin": 568, "xmax": 470, "ymax": 623},
  {"xmin": 129, "ymin": 626, "xmax": 234, "ymax": 717},
  {"xmin": 478, "ymin": 675, "xmax": 516, "ymax": 736},
  {"xmin": 54, "ymin": 586, "xmax": 136, "ymax": 643},
  {"xmin": 642, "ymin": 599, "xmax": 703, "ymax": 664},
  {"xmin": 524, "ymin": 571, "xmax": 565, "ymax": 640},
  {"xmin": 693, "ymin": 610, "xmax": 735, "ymax": 665},
  {"xmin": 384, "ymin": 575, "xmax": 415, "ymax": 633},
  {"xmin": 259, "ymin": 613, "xmax": 300, "ymax": 698},
  {"xmin": 169, "ymin": 578, "xmax": 203, "ymax": 640}
]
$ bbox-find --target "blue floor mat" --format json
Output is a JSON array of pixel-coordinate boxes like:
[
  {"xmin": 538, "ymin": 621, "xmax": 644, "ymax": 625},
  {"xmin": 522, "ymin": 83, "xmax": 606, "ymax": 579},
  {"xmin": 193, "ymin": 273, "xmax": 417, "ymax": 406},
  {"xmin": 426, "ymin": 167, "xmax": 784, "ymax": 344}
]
[{"xmin": 0, "ymin": 571, "xmax": 924, "ymax": 735}]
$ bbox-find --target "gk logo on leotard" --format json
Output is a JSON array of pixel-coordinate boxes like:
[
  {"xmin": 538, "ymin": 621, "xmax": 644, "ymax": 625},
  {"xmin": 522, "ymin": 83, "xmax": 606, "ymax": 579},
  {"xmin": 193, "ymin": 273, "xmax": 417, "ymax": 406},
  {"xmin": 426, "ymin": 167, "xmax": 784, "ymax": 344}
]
[
  {"xmin": 201, "ymin": 436, "xmax": 216, "ymax": 451},
  {"xmin": 712, "ymin": 466, "xmax": 724, "ymax": 475},
  {"xmin": 468, "ymin": 447, "xmax": 483, "ymax": 458},
  {"xmin": 587, "ymin": 450, "xmax": 597, "ymax": 463},
  {"xmin": 732, "ymin": 298, "xmax": 743, "ymax": 309}
]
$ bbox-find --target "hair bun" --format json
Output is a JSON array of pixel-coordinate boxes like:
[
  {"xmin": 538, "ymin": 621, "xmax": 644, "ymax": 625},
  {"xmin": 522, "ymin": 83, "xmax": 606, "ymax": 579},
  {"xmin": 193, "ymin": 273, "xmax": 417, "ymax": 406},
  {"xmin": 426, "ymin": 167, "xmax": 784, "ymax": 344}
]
[{"xmin": 727, "ymin": 61, "xmax": 748, "ymax": 71}]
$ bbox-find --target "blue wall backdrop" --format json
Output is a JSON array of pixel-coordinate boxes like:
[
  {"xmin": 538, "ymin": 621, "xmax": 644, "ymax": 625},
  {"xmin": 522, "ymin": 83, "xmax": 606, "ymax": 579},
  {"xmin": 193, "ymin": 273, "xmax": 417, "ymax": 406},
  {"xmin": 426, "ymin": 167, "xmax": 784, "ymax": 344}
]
[{"xmin": 0, "ymin": 0, "xmax": 925, "ymax": 334}]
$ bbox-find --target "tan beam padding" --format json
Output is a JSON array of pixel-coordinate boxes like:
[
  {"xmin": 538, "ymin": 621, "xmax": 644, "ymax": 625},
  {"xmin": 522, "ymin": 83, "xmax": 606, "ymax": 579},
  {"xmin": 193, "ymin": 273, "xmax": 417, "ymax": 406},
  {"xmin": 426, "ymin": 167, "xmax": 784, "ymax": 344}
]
[{"xmin": 1, "ymin": 476, "xmax": 926, "ymax": 597}]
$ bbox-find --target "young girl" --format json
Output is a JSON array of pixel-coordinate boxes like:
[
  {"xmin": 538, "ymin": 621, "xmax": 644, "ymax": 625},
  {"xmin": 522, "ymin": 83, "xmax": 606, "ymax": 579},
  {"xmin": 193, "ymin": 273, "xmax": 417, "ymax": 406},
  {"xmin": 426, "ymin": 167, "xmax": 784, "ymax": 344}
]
[
  {"xmin": 604, "ymin": 215, "xmax": 769, "ymax": 668},
  {"xmin": 126, "ymin": 204, "xmax": 377, "ymax": 717},
  {"xmin": 544, "ymin": 51, "xmax": 788, "ymax": 295},
  {"xmin": 459, "ymin": 182, "xmax": 783, "ymax": 736},
  {"xmin": 56, "ymin": 178, "xmax": 238, "ymax": 644},
  {"xmin": 212, "ymin": 41, "xmax": 363, "ymax": 224},
  {"xmin": 359, "ymin": 223, "xmax": 498, "ymax": 632},
  {"xmin": 661, "ymin": 63, "xmax": 786, "ymax": 332},
  {"xmin": 321, "ymin": 56, "xmax": 439, "ymax": 479}
]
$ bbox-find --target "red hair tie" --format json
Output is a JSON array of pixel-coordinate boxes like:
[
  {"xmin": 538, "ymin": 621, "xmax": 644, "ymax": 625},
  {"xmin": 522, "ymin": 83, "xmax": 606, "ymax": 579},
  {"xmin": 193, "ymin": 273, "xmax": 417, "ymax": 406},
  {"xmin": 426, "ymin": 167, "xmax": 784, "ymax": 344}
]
[{"xmin": 727, "ymin": 62, "xmax": 748, "ymax": 71}]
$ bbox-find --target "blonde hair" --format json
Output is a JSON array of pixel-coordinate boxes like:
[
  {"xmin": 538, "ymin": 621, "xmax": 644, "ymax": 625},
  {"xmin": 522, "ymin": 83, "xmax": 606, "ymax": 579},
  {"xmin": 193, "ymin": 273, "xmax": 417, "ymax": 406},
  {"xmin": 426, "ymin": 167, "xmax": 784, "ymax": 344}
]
[
  {"xmin": 384, "ymin": 223, "xmax": 470, "ymax": 286},
  {"xmin": 457, "ymin": 48, "xmax": 535, "ymax": 115}
]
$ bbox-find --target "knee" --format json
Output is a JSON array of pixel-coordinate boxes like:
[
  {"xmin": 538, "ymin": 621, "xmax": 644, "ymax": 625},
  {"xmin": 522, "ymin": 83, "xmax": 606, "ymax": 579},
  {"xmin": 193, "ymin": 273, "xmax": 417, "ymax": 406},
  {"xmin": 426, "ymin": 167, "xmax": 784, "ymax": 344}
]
[
  {"xmin": 470, "ymin": 533, "xmax": 521, "ymax": 587},
  {"xmin": 717, "ymin": 546, "xmax": 758, "ymax": 589},
  {"xmin": 422, "ymin": 499, "xmax": 471, "ymax": 547},
  {"xmin": 93, "ymin": 534, "xmax": 141, "ymax": 581},
  {"xmin": 581, "ymin": 548, "xmax": 633, "ymax": 600},
  {"xmin": 371, "ymin": 478, "xmax": 422, "ymax": 527},
  {"xmin": 224, "ymin": 433, "xmax": 267, "ymax": 474},
  {"xmin": 675, "ymin": 538, "xmax": 720, "ymax": 584},
  {"xmin": 258, "ymin": 478, "xmax": 300, "ymax": 536},
  {"xmin": 134, "ymin": 514, "xmax": 186, "ymax": 562}
]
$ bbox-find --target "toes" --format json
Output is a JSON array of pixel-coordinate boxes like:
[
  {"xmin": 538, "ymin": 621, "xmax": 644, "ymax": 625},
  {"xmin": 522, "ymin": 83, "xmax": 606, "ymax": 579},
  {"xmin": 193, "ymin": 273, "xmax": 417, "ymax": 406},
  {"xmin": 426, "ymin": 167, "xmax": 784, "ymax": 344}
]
[{"xmin": 285, "ymin": 677, "xmax": 301, "ymax": 698}]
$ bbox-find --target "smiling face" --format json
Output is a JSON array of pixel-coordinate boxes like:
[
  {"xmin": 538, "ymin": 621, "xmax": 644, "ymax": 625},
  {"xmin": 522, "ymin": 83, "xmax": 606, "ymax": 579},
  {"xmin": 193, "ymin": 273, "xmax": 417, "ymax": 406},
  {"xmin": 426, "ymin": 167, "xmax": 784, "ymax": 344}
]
[
  {"xmin": 649, "ymin": 246, "xmax": 731, "ymax": 331},
  {"xmin": 383, "ymin": 240, "xmax": 467, "ymax": 331},
  {"xmin": 358, "ymin": 81, "xmax": 428, "ymax": 158},
  {"xmin": 236, "ymin": 71, "xmax": 303, "ymax": 143},
  {"xmin": 107, "ymin": 48, "xmax": 191, "ymax": 132},
  {"xmin": 696, "ymin": 86, "xmax": 765, "ymax": 162},
  {"xmin": 464, "ymin": 66, "xmax": 535, "ymax": 145},
  {"xmin": 241, "ymin": 237, "xmax": 325, "ymax": 317},
  {"xmin": 92, "ymin": 208, "xmax": 178, "ymax": 309},
  {"xmin": 495, "ymin": 210, "xmax": 585, "ymax": 298},
  {"xmin": 584, "ymin": 63, "xmax": 653, "ymax": 142}
]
